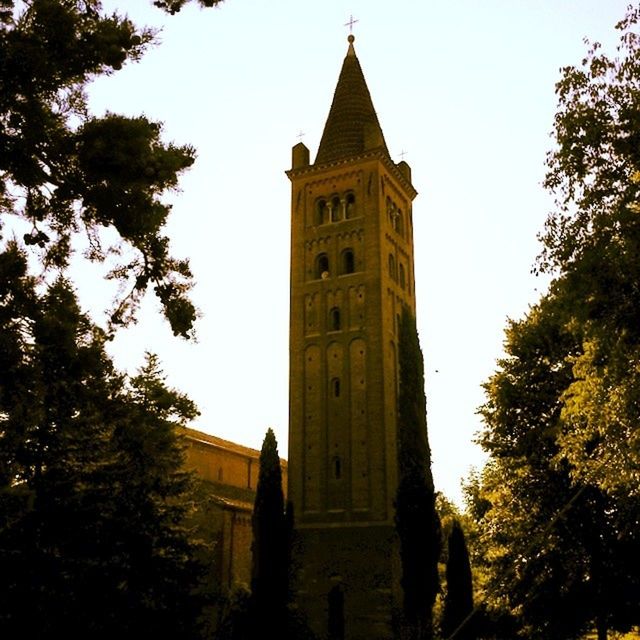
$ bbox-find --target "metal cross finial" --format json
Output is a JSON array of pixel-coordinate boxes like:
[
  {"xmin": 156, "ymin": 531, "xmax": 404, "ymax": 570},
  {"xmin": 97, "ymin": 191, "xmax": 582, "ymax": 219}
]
[
  {"xmin": 399, "ymin": 149, "xmax": 408, "ymax": 161},
  {"xmin": 344, "ymin": 14, "xmax": 359, "ymax": 33}
]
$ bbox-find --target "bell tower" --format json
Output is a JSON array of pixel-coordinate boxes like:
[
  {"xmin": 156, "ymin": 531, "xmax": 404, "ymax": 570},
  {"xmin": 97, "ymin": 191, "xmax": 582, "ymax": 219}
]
[{"xmin": 287, "ymin": 35, "xmax": 418, "ymax": 639}]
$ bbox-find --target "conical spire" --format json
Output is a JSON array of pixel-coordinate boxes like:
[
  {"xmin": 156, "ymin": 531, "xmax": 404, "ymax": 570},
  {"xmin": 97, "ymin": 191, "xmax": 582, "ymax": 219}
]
[{"xmin": 315, "ymin": 36, "xmax": 389, "ymax": 165}]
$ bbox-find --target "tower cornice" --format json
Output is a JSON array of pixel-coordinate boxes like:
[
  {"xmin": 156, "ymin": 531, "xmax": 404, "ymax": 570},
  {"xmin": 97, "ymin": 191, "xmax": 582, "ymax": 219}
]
[{"xmin": 286, "ymin": 149, "xmax": 417, "ymax": 201}]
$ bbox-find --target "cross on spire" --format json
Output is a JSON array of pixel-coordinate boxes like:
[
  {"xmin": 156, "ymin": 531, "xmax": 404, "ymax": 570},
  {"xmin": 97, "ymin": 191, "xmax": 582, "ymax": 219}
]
[
  {"xmin": 399, "ymin": 149, "xmax": 408, "ymax": 161},
  {"xmin": 344, "ymin": 14, "xmax": 359, "ymax": 33},
  {"xmin": 296, "ymin": 130, "xmax": 305, "ymax": 141}
]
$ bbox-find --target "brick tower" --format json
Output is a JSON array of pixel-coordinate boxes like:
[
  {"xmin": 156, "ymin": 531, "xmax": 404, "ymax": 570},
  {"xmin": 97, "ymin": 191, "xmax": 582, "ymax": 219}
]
[{"xmin": 286, "ymin": 35, "xmax": 418, "ymax": 640}]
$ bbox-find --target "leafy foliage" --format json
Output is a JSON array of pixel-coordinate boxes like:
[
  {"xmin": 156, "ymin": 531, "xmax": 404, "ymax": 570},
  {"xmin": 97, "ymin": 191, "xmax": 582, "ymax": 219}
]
[
  {"xmin": 0, "ymin": 0, "xmax": 197, "ymax": 336},
  {"xmin": 539, "ymin": 5, "xmax": 640, "ymax": 492},
  {"xmin": 473, "ymin": 291, "xmax": 640, "ymax": 639},
  {"xmin": 395, "ymin": 307, "xmax": 441, "ymax": 639},
  {"xmin": 469, "ymin": 10, "xmax": 640, "ymax": 636},
  {"xmin": 154, "ymin": 0, "xmax": 224, "ymax": 14},
  {"xmin": 0, "ymin": 251, "xmax": 205, "ymax": 637}
]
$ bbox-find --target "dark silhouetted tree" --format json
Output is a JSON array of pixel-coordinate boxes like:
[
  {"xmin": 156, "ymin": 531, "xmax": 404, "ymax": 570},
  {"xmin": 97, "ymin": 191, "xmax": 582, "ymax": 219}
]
[
  {"xmin": 251, "ymin": 428, "xmax": 288, "ymax": 632},
  {"xmin": 442, "ymin": 520, "xmax": 474, "ymax": 640},
  {"xmin": 0, "ymin": 255, "xmax": 205, "ymax": 638},
  {"xmin": 395, "ymin": 306, "xmax": 441, "ymax": 640},
  {"xmin": 154, "ymin": 0, "xmax": 224, "ymax": 13},
  {"xmin": 0, "ymin": 0, "xmax": 197, "ymax": 336}
]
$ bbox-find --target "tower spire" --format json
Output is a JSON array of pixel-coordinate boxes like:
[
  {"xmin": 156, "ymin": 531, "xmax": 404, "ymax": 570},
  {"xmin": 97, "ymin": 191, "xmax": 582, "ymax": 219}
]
[{"xmin": 314, "ymin": 36, "xmax": 389, "ymax": 165}]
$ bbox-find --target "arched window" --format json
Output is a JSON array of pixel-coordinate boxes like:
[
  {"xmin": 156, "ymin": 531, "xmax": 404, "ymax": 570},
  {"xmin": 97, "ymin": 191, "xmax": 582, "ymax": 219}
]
[
  {"xmin": 332, "ymin": 377, "xmax": 341, "ymax": 397},
  {"xmin": 331, "ymin": 196, "xmax": 341, "ymax": 222},
  {"xmin": 388, "ymin": 253, "xmax": 396, "ymax": 280},
  {"xmin": 399, "ymin": 263, "xmax": 405, "ymax": 289},
  {"xmin": 329, "ymin": 307, "xmax": 341, "ymax": 331},
  {"xmin": 316, "ymin": 199, "xmax": 327, "ymax": 226},
  {"xmin": 396, "ymin": 210, "xmax": 404, "ymax": 236},
  {"xmin": 341, "ymin": 248, "xmax": 355, "ymax": 275},
  {"xmin": 345, "ymin": 192, "xmax": 356, "ymax": 219},
  {"xmin": 315, "ymin": 253, "xmax": 330, "ymax": 279}
]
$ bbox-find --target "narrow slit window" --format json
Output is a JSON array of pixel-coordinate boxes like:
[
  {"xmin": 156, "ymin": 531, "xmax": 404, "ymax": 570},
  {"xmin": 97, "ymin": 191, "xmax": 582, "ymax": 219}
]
[
  {"xmin": 334, "ymin": 457, "xmax": 342, "ymax": 479},
  {"xmin": 332, "ymin": 377, "xmax": 341, "ymax": 397},
  {"xmin": 388, "ymin": 254, "xmax": 396, "ymax": 280},
  {"xmin": 329, "ymin": 307, "xmax": 341, "ymax": 331},
  {"xmin": 399, "ymin": 263, "xmax": 405, "ymax": 289}
]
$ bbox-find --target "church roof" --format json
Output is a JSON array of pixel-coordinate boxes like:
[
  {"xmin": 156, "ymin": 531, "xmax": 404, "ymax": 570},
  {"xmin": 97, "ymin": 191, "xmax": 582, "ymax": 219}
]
[{"xmin": 315, "ymin": 36, "xmax": 389, "ymax": 165}]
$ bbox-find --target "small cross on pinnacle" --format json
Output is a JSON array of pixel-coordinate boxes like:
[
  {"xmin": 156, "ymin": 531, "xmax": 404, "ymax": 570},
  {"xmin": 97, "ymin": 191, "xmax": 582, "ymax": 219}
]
[
  {"xmin": 344, "ymin": 14, "xmax": 359, "ymax": 33},
  {"xmin": 296, "ymin": 130, "xmax": 305, "ymax": 141},
  {"xmin": 399, "ymin": 149, "xmax": 408, "ymax": 161}
]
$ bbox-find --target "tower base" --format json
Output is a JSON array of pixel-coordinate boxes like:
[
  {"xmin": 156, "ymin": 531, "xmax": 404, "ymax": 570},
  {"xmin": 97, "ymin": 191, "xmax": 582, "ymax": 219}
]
[{"xmin": 291, "ymin": 524, "xmax": 401, "ymax": 640}]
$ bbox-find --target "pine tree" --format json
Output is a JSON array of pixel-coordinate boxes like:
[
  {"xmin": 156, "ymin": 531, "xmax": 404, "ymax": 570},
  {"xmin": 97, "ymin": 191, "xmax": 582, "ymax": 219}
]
[
  {"xmin": 251, "ymin": 428, "xmax": 288, "ymax": 632},
  {"xmin": 442, "ymin": 519, "xmax": 474, "ymax": 640},
  {"xmin": 395, "ymin": 306, "xmax": 441, "ymax": 640},
  {"xmin": 1, "ymin": 1, "xmax": 197, "ymax": 336},
  {"xmin": 0, "ymin": 262, "xmax": 205, "ymax": 638}
]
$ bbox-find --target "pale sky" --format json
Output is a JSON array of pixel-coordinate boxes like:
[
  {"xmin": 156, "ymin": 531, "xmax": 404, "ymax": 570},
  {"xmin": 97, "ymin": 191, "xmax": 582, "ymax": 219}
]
[{"xmin": 77, "ymin": 0, "xmax": 632, "ymax": 506}]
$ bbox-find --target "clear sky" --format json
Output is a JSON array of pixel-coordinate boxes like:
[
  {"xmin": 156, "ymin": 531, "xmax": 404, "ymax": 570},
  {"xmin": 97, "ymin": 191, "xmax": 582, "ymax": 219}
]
[{"xmin": 79, "ymin": 0, "xmax": 632, "ymax": 506}]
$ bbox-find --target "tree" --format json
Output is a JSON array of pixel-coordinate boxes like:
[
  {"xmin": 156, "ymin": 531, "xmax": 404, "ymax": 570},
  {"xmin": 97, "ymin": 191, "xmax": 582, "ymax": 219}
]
[
  {"xmin": 441, "ymin": 520, "xmax": 474, "ymax": 640},
  {"xmin": 539, "ymin": 4, "xmax": 640, "ymax": 494},
  {"xmin": 251, "ymin": 428, "xmax": 288, "ymax": 632},
  {"xmin": 475, "ymin": 292, "xmax": 640, "ymax": 640},
  {"xmin": 153, "ymin": 0, "xmax": 224, "ymax": 13},
  {"xmin": 1, "ymin": 0, "xmax": 198, "ymax": 337},
  {"xmin": 0, "ymin": 257, "xmax": 206, "ymax": 638},
  {"xmin": 106, "ymin": 351, "xmax": 205, "ymax": 637},
  {"xmin": 394, "ymin": 306, "xmax": 441, "ymax": 640}
]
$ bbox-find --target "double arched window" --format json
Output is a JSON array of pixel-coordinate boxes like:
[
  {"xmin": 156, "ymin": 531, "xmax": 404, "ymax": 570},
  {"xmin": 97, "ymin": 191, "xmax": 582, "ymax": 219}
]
[{"xmin": 386, "ymin": 196, "xmax": 405, "ymax": 237}]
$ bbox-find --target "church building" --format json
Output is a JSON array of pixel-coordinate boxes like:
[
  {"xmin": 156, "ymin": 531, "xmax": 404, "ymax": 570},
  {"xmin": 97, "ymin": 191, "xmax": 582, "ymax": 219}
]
[{"xmin": 287, "ymin": 34, "xmax": 419, "ymax": 639}]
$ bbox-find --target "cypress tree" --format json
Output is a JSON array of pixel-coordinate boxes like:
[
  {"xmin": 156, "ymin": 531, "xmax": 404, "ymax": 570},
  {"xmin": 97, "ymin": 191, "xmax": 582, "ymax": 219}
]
[
  {"xmin": 395, "ymin": 307, "xmax": 441, "ymax": 640},
  {"xmin": 442, "ymin": 519, "xmax": 474, "ymax": 640},
  {"xmin": 251, "ymin": 428, "xmax": 288, "ymax": 632}
]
